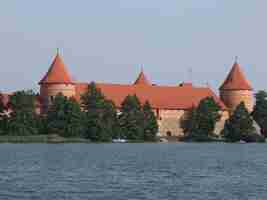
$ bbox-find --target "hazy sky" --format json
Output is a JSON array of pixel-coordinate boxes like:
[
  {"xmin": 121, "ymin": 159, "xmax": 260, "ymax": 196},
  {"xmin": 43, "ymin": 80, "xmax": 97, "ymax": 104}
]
[{"xmin": 0, "ymin": 0, "xmax": 266, "ymax": 93}]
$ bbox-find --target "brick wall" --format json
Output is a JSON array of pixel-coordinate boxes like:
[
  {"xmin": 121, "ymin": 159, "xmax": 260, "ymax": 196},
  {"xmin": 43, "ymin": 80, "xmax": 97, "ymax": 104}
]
[
  {"xmin": 220, "ymin": 90, "xmax": 253, "ymax": 113},
  {"xmin": 158, "ymin": 110, "xmax": 186, "ymax": 137},
  {"xmin": 158, "ymin": 109, "xmax": 230, "ymax": 137},
  {"xmin": 40, "ymin": 84, "xmax": 76, "ymax": 112}
]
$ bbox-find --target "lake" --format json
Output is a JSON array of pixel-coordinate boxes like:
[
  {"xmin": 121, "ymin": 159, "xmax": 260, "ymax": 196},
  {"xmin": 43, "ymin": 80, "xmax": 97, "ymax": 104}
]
[{"xmin": 0, "ymin": 143, "xmax": 267, "ymax": 200}]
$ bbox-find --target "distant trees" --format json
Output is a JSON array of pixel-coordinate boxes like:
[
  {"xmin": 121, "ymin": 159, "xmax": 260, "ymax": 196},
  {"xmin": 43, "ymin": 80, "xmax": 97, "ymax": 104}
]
[
  {"xmin": 221, "ymin": 102, "xmax": 264, "ymax": 142},
  {"xmin": 182, "ymin": 97, "xmax": 221, "ymax": 141},
  {"xmin": 81, "ymin": 82, "xmax": 118, "ymax": 142},
  {"xmin": 7, "ymin": 90, "xmax": 39, "ymax": 135},
  {"xmin": 0, "ymin": 86, "xmax": 159, "ymax": 142},
  {"xmin": 119, "ymin": 95, "xmax": 144, "ymax": 140},
  {"xmin": 1, "ymin": 87, "xmax": 267, "ymax": 143},
  {"xmin": 46, "ymin": 93, "xmax": 85, "ymax": 137},
  {"xmin": 118, "ymin": 95, "xmax": 158, "ymax": 141},
  {"xmin": 143, "ymin": 101, "xmax": 158, "ymax": 141},
  {"xmin": 79, "ymin": 83, "xmax": 158, "ymax": 142},
  {"xmin": 252, "ymin": 90, "xmax": 267, "ymax": 137},
  {"xmin": 3, "ymin": 87, "xmax": 263, "ymax": 143}
]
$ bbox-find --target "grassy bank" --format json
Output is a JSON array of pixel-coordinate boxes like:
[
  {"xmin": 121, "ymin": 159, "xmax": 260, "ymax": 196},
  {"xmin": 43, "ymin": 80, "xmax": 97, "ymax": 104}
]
[{"xmin": 0, "ymin": 134, "xmax": 91, "ymax": 143}]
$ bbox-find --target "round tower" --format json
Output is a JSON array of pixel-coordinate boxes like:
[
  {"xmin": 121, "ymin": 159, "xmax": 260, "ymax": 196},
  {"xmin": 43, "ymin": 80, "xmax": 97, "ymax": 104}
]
[
  {"xmin": 219, "ymin": 59, "xmax": 253, "ymax": 113},
  {"xmin": 39, "ymin": 51, "xmax": 75, "ymax": 112}
]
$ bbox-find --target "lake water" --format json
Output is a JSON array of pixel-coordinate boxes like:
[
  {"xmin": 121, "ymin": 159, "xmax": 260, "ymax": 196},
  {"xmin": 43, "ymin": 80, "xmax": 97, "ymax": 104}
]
[{"xmin": 0, "ymin": 143, "xmax": 267, "ymax": 200}]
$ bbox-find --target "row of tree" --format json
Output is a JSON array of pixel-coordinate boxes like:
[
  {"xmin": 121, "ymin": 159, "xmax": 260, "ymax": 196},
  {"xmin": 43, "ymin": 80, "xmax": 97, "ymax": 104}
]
[
  {"xmin": 0, "ymin": 83, "xmax": 158, "ymax": 142},
  {"xmin": 1, "ymin": 85, "xmax": 267, "ymax": 143},
  {"xmin": 182, "ymin": 91, "xmax": 267, "ymax": 142}
]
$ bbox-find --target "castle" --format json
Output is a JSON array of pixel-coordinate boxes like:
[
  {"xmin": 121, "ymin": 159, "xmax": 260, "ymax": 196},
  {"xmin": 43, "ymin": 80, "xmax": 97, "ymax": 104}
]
[{"xmin": 39, "ymin": 52, "xmax": 253, "ymax": 137}]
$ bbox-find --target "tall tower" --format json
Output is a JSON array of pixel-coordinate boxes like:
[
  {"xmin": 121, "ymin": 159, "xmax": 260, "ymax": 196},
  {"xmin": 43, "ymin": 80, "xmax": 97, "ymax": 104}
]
[
  {"xmin": 39, "ymin": 51, "xmax": 76, "ymax": 112},
  {"xmin": 219, "ymin": 59, "xmax": 253, "ymax": 113}
]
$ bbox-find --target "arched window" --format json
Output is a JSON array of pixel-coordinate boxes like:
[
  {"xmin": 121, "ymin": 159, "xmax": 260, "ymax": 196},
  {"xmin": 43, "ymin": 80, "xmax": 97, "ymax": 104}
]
[{"xmin": 166, "ymin": 131, "xmax": 172, "ymax": 137}]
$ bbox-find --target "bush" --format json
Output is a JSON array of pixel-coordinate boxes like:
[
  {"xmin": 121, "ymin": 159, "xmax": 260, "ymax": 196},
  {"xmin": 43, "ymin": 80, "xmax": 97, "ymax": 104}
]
[{"xmin": 242, "ymin": 133, "xmax": 265, "ymax": 143}]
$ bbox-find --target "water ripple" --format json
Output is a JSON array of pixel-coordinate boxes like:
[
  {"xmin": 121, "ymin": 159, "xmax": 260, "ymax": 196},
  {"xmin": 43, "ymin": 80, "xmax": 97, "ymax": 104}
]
[{"xmin": 0, "ymin": 143, "xmax": 267, "ymax": 199}]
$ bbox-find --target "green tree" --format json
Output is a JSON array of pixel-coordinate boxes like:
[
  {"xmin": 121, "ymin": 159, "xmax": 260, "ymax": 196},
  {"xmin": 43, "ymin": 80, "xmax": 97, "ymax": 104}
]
[
  {"xmin": 47, "ymin": 93, "xmax": 84, "ymax": 137},
  {"xmin": 81, "ymin": 82, "xmax": 105, "ymax": 111},
  {"xmin": 9, "ymin": 90, "xmax": 36, "ymax": 112},
  {"xmin": 81, "ymin": 82, "xmax": 118, "ymax": 142},
  {"xmin": 7, "ymin": 90, "xmax": 39, "ymax": 135},
  {"xmin": 252, "ymin": 90, "xmax": 267, "ymax": 137},
  {"xmin": 181, "ymin": 106, "xmax": 197, "ymax": 136},
  {"xmin": 119, "ymin": 95, "xmax": 144, "ymax": 140},
  {"xmin": 143, "ymin": 101, "xmax": 158, "ymax": 141},
  {"xmin": 63, "ymin": 97, "xmax": 85, "ymax": 137},
  {"xmin": 222, "ymin": 102, "xmax": 257, "ymax": 142},
  {"xmin": 101, "ymin": 99, "xmax": 120, "ymax": 140},
  {"xmin": 46, "ymin": 93, "xmax": 67, "ymax": 135},
  {"xmin": 35, "ymin": 114, "xmax": 48, "ymax": 135},
  {"xmin": 182, "ymin": 97, "xmax": 221, "ymax": 141}
]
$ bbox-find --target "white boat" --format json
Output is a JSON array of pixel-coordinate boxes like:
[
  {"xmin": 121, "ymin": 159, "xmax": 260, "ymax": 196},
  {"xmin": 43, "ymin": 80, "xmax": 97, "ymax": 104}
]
[
  {"xmin": 238, "ymin": 140, "xmax": 246, "ymax": 144},
  {"xmin": 159, "ymin": 138, "xmax": 168, "ymax": 143},
  {"xmin": 112, "ymin": 138, "xmax": 127, "ymax": 143}
]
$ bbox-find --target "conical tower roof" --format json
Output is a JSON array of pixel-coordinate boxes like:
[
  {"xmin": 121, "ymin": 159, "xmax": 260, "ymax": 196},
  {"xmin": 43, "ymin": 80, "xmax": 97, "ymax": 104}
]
[
  {"xmin": 220, "ymin": 60, "xmax": 252, "ymax": 91},
  {"xmin": 39, "ymin": 52, "xmax": 74, "ymax": 85},
  {"xmin": 133, "ymin": 69, "xmax": 151, "ymax": 85}
]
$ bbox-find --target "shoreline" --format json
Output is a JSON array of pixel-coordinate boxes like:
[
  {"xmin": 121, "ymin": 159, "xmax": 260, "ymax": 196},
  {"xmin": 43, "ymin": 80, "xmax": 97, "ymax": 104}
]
[
  {"xmin": 0, "ymin": 135, "xmax": 91, "ymax": 144},
  {"xmin": 0, "ymin": 135, "xmax": 264, "ymax": 144}
]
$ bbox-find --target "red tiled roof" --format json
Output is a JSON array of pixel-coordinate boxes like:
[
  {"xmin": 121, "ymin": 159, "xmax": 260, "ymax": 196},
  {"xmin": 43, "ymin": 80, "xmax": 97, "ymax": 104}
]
[
  {"xmin": 133, "ymin": 71, "xmax": 151, "ymax": 85},
  {"xmin": 75, "ymin": 82, "xmax": 226, "ymax": 110},
  {"xmin": 220, "ymin": 62, "xmax": 252, "ymax": 91},
  {"xmin": 39, "ymin": 53, "xmax": 74, "ymax": 84}
]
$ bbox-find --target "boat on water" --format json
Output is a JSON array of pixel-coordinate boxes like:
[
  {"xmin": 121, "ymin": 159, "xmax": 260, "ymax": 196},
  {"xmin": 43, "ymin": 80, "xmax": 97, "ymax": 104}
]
[{"xmin": 112, "ymin": 138, "xmax": 127, "ymax": 143}]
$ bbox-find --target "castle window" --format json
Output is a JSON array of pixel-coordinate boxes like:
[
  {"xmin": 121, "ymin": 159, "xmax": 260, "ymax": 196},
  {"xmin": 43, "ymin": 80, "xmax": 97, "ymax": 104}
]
[{"xmin": 166, "ymin": 131, "xmax": 172, "ymax": 137}]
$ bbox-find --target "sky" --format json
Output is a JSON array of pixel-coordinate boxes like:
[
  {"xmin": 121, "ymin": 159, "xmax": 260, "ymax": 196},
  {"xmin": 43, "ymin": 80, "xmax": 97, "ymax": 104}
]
[{"xmin": 0, "ymin": 0, "xmax": 267, "ymax": 93}]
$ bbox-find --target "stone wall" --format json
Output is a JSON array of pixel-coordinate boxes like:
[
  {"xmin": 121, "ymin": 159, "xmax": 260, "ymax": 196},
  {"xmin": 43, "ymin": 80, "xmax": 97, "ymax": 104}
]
[
  {"xmin": 214, "ymin": 110, "xmax": 229, "ymax": 135},
  {"xmin": 158, "ymin": 109, "xmax": 230, "ymax": 137},
  {"xmin": 158, "ymin": 110, "xmax": 186, "ymax": 137}
]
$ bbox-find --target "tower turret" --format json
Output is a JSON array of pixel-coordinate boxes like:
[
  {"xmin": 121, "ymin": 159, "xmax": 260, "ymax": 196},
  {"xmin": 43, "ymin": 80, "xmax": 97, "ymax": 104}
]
[
  {"xmin": 219, "ymin": 58, "xmax": 253, "ymax": 113},
  {"xmin": 133, "ymin": 67, "xmax": 151, "ymax": 86},
  {"xmin": 39, "ymin": 51, "xmax": 75, "ymax": 112}
]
